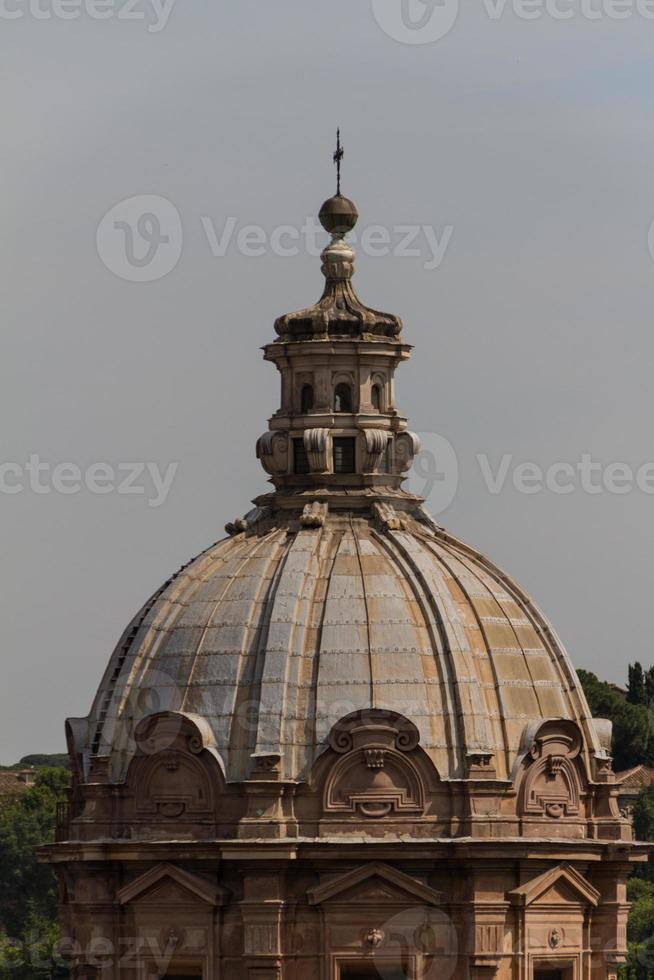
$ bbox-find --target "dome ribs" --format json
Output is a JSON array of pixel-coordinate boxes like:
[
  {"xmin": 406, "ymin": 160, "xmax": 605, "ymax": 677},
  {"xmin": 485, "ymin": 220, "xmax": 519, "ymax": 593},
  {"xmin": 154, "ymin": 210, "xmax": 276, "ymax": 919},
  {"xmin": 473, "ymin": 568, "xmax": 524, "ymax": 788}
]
[
  {"xmin": 427, "ymin": 524, "xmax": 603, "ymax": 766},
  {"xmin": 314, "ymin": 528, "xmax": 374, "ymax": 748},
  {"xmin": 80, "ymin": 509, "xmax": 602, "ymax": 787},
  {"xmin": 252, "ymin": 527, "xmax": 326, "ymax": 775},
  {"xmin": 419, "ymin": 537, "xmax": 516, "ymax": 781},
  {"xmin": 299, "ymin": 526, "xmax": 344, "ymax": 778},
  {"xmin": 349, "ymin": 517, "xmax": 375, "ymax": 712},
  {"xmin": 369, "ymin": 526, "xmax": 464, "ymax": 780},
  {"xmin": 202, "ymin": 529, "xmax": 289, "ymax": 778},
  {"xmin": 88, "ymin": 535, "xmax": 242, "ymax": 764},
  {"xmin": 394, "ymin": 530, "xmax": 494, "ymax": 774},
  {"xmin": 441, "ymin": 544, "xmax": 558, "ymax": 729}
]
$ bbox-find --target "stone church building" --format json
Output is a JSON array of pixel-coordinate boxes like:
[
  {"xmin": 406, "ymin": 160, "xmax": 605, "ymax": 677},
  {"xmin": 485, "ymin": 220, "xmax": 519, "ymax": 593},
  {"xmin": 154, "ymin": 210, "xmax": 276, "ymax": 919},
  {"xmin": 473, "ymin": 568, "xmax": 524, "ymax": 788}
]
[{"xmin": 44, "ymin": 181, "xmax": 646, "ymax": 980}]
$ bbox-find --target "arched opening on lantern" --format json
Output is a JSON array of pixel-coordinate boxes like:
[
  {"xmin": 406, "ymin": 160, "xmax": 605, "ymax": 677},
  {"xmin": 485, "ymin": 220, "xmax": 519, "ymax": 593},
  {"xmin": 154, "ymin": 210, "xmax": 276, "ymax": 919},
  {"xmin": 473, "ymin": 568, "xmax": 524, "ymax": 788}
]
[
  {"xmin": 300, "ymin": 384, "xmax": 314, "ymax": 413},
  {"xmin": 371, "ymin": 384, "xmax": 382, "ymax": 411},
  {"xmin": 334, "ymin": 383, "xmax": 353, "ymax": 413}
]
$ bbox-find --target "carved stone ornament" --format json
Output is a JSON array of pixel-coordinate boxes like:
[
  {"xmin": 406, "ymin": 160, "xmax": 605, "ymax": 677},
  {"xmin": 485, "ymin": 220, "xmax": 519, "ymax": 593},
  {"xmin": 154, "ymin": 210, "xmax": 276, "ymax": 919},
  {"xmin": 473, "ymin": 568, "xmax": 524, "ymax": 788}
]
[
  {"xmin": 548, "ymin": 927, "xmax": 563, "ymax": 949},
  {"xmin": 304, "ymin": 427, "xmax": 330, "ymax": 473},
  {"xmin": 131, "ymin": 713, "xmax": 214, "ymax": 821},
  {"xmin": 274, "ymin": 202, "xmax": 403, "ymax": 341},
  {"xmin": 364, "ymin": 748, "xmax": 386, "ymax": 769},
  {"xmin": 225, "ymin": 517, "xmax": 249, "ymax": 536},
  {"xmin": 519, "ymin": 720, "xmax": 584, "ymax": 820},
  {"xmin": 372, "ymin": 501, "xmax": 405, "ymax": 532},
  {"xmin": 466, "ymin": 751, "xmax": 496, "ymax": 778},
  {"xmin": 250, "ymin": 753, "xmax": 282, "ymax": 780},
  {"xmin": 365, "ymin": 928, "xmax": 385, "ymax": 948},
  {"xmin": 325, "ymin": 712, "xmax": 424, "ymax": 819},
  {"xmin": 362, "ymin": 428, "xmax": 388, "ymax": 472},
  {"xmin": 160, "ymin": 926, "xmax": 185, "ymax": 952},
  {"xmin": 256, "ymin": 431, "xmax": 289, "ymax": 476},
  {"xmin": 394, "ymin": 431, "xmax": 421, "ymax": 473},
  {"xmin": 225, "ymin": 505, "xmax": 271, "ymax": 536},
  {"xmin": 300, "ymin": 501, "xmax": 328, "ymax": 528}
]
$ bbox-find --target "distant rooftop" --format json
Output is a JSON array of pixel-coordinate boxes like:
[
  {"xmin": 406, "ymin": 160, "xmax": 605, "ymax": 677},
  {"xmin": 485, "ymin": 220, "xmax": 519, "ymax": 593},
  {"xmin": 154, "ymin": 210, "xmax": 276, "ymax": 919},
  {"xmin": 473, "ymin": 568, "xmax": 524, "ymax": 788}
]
[{"xmin": 0, "ymin": 769, "xmax": 36, "ymax": 797}]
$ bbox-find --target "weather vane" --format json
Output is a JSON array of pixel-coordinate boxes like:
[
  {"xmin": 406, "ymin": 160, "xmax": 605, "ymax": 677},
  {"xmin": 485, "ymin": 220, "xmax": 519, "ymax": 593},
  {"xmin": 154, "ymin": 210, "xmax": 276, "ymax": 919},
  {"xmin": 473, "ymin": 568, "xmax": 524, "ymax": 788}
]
[{"xmin": 333, "ymin": 128, "xmax": 344, "ymax": 196}]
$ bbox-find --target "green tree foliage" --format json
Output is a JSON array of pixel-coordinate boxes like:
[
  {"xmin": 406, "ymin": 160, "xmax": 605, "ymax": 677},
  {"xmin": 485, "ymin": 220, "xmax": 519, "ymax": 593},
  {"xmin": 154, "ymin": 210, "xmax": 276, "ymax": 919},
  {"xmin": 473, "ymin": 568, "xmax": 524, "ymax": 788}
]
[
  {"xmin": 633, "ymin": 785, "xmax": 654, "ymax": 844},
  {"xmin": 628, "ymin": 663, "xmax": 648, "ymax": 707},
  {"xmin": 18, "ymin": 755, "xmax": 70, "ymax": 771},
  {"xmin": 0, "ymin": 754, "xmax": 69, "ymax": 773},
  {"xmin": 577, "ymin": 669, "xmax": 652, "ymax": 770},
  {"xmin": 621, "ymin": 877, "xmax": 654, "ymax": 979},
  {"xmin": 0, "ymin": 768, "xmax": 70, "ymax": 978}
]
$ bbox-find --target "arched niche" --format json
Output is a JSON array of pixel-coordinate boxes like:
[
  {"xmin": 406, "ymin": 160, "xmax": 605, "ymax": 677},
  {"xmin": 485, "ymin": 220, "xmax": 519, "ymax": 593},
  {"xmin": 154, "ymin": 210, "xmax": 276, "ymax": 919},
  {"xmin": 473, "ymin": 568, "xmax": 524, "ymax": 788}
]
[
  {"xmin": 122, "ymin": 712, "xmax": 229, "ymax": 835},
  {"xmin": 299, "ymin": 709, "xmax": 447, "ymax": 835},
  {"xmin": 370, "ymin": 372, "xmax": 386, "ymax": 412},
  {"xmin": 334, "ymin": 382, "xmax": 353, "ymax": 413},
  {"xmin": 300, "ymin": 383, "xmax": 314, "ymax": 413},
  {"xmin": 515, "ymin": 719, "xmax": 588, "ymax": 827}
]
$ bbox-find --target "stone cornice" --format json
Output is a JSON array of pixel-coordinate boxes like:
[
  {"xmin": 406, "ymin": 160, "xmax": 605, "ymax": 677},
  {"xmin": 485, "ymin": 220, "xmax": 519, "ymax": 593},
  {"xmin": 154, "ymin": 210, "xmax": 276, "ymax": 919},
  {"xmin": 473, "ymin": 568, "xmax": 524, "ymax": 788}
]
[{"xmin": 39, "ymin": 837, "xmax": 652, "ymax": 865}]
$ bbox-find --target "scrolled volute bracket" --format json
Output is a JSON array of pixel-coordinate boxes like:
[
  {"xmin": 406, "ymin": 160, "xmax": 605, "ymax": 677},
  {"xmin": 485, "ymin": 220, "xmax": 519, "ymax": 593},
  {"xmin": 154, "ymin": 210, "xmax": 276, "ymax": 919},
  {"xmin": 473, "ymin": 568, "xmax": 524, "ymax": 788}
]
[{"xmin": 395, "ymin": 431, "xmax": 421, "ymax": 474}]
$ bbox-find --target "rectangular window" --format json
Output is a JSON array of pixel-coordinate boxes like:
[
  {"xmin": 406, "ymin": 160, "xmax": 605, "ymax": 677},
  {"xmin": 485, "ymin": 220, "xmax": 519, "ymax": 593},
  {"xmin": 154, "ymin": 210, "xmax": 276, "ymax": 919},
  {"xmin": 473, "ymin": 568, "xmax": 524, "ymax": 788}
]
[
  {"xmin": 293, "ymin": 438, "xmax": 310, "ymax": 475},
  {"xmin": 333, "ymin": 437, "xmax": 356, "ymax": 474}
]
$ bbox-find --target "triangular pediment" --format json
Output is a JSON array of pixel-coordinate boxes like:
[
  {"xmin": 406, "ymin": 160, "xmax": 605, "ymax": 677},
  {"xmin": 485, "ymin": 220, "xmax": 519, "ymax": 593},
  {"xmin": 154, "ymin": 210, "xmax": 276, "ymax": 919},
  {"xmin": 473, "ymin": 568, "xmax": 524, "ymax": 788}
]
[
  {"xmin": 117, "ymin": 862, "xmax": 225, "ymax": 907},
  {"xmin": 537, "ymin": 881, "xmax": 588, "ymax": 906},
  {"xmin": 345, "ymin": 883, "xmax": 404, "ymax": 904},
  {"xmin": 508, "ymin": 863, "xmax": 599, "ymax": 909},
  {"xmin": 136, "ymin": 880, "xmax": 199, "ymax": 907},
  {"xmin": 308, "ymin": 862, "xmax": 442, "ymax": 907}
]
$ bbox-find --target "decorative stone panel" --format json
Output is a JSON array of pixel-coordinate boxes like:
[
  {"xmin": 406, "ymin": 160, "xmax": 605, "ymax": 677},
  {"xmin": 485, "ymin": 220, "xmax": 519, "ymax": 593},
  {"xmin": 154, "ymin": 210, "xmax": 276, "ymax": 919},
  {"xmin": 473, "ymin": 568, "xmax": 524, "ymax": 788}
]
[
  {"xmin": 517, "ymin": 720, "xmax": 585, "ymax": 821},
  {"xmin": 256, "ymin": 432, "xmax": 289, "ymax": 476},
  {"xmin": 395, "ymin": 430, "xmax": 421, "ymax": 473},
  {"xmin": 324, "ymin": 713, "xmax": 424, "ymax": 819},
  {"xmin": 362, "ymin": 428, "xmax": 387, "ymax": 472},
  {"xmin": 304, "ymin": 427, "xmax": 330, "ymax": 473}
]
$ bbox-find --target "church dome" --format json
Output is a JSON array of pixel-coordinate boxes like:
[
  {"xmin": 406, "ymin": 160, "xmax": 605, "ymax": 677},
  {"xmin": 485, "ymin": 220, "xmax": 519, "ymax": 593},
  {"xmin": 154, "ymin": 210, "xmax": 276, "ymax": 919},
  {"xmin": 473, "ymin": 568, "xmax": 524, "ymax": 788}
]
[
  {"xmin": 67, "ymin": 167, "xmax": 607, "ymax": 796},
  {"xmin": 81, "ymin": 509, "xmax": 602, "ymax": 786},
  {"xmin": 52, "ymin": 149, "xmax": 636, "ymax": 980}
]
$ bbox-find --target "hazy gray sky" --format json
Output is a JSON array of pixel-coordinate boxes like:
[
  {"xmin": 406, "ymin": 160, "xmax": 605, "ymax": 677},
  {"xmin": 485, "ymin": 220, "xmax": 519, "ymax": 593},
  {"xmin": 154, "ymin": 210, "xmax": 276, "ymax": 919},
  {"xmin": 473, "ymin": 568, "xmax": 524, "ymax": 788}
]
[{"xmin": 1, "ymin": 0, "xmax": 653, "ymax": 764}]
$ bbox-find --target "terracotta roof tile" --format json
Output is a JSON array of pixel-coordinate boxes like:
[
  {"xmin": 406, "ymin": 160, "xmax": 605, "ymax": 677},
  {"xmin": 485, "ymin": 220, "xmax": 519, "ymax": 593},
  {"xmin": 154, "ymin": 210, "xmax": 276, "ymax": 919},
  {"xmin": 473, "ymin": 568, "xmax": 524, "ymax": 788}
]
[
  {"xmin": 0, "ymin": 770, "xmax": 35, "ymax": 796},
  {"xmin": 616, "ymin": 765, "xmax": 654, "ymax": 789}
]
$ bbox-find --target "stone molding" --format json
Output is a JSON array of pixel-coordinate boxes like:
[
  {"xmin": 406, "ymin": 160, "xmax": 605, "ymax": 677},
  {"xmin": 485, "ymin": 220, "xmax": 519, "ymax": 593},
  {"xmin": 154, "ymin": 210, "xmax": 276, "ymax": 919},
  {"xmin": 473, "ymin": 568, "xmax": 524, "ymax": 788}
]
[
  {"xmin": 117, "ymin": 862, "xmax": 226, "ymax": 907},
  {"xmin": 307, "ymin": 862, "xmax": 442, "ymax": 907}
]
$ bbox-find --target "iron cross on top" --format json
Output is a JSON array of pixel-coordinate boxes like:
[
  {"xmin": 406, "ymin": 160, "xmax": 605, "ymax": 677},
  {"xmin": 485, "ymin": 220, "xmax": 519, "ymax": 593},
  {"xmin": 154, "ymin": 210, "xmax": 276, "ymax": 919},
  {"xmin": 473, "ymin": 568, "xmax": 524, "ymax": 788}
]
[{"xmin": 333, "ymin": 128, "xmax": 344, "ymax": 196}]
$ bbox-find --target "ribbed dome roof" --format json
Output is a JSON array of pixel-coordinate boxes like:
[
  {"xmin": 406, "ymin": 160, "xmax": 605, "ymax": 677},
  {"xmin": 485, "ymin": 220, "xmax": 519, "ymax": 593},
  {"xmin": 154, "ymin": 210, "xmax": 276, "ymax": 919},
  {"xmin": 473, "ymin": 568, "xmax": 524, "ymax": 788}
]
[
  {"xmin": 78, "ymin": 510, "xmax": 600, "ymax": 785},
  {"xmin": 69, "ymin": 185, "xmax": 605, "ymax": 794}
]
